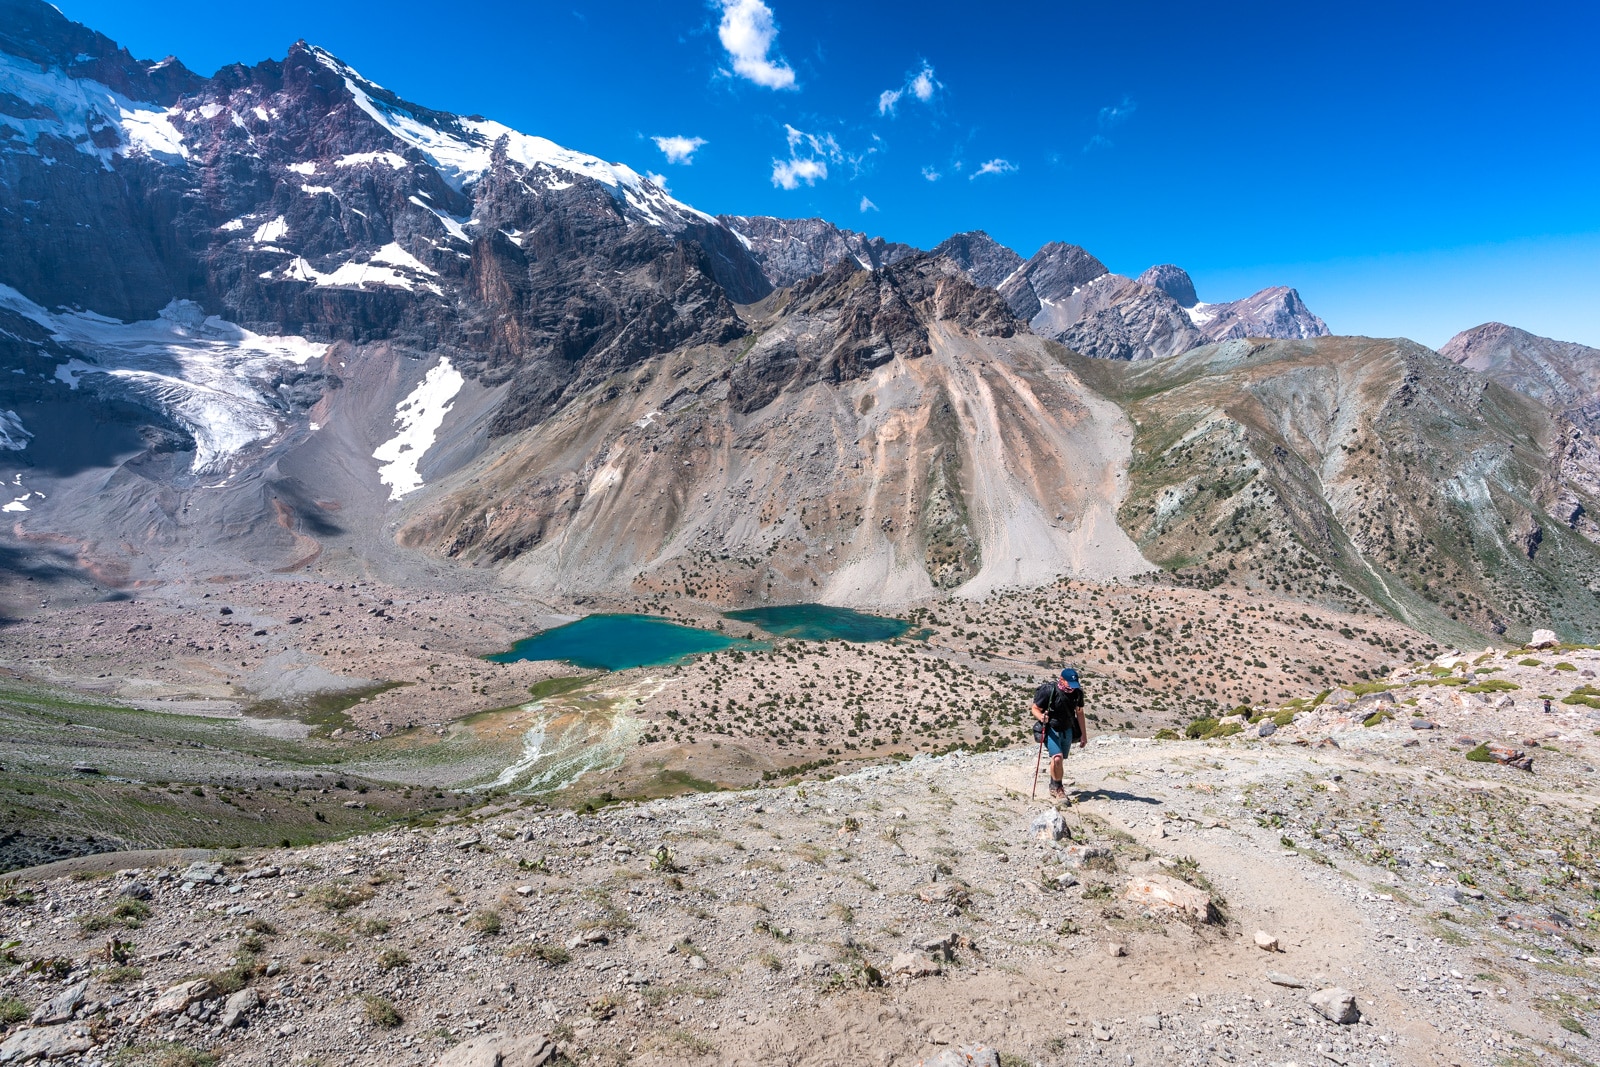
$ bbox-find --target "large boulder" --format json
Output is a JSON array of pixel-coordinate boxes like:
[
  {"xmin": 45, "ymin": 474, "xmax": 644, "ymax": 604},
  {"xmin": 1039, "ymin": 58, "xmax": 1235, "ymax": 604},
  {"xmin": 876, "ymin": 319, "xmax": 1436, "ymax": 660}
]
[{"xmin": 1529, "ymin": 629, "xmax": 1559, "ymax": 649}]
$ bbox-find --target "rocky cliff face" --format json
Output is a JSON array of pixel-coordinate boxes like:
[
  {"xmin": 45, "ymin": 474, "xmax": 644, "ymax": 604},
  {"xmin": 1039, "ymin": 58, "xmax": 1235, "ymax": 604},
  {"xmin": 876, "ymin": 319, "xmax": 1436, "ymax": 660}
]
[
  {"xmin": 398, "ymin": 253, "xmax": 1151, "ymax": 603},
  {"xmin": 718, "ymin": 215, "xmax": 919, "ymax": 291},
  {"xmin": 929, "ymin": 231, "xmax": 1023, "ymax": 290}
]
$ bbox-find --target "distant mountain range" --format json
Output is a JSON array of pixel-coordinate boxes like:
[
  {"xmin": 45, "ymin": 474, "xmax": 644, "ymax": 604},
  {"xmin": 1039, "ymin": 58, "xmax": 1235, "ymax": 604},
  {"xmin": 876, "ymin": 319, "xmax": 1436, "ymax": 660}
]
[{"xmin": 2, "ymin": 0, "xmax": 1599, "ymax": 642}]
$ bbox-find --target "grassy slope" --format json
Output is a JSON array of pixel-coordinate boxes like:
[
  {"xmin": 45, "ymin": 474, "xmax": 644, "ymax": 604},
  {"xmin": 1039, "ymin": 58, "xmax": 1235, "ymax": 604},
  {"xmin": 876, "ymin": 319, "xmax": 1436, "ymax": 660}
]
[{"xmin": 1056, "ymin": 337, "xmax": 1600, "ymax": 644}]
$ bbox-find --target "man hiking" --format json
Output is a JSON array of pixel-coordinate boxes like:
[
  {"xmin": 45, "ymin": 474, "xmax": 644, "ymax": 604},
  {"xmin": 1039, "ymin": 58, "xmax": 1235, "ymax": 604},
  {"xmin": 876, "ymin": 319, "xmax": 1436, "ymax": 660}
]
[{"xmin": 1032, "ymin": 668, "xmax": 1088, "ymax": 799}]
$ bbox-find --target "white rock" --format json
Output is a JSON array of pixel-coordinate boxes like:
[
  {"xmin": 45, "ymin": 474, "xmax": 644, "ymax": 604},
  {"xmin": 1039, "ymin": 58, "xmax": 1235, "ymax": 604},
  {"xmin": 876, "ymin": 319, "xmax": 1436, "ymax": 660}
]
[
  {"xmin": 1309, "ymin": 986, "xmax": 1360, "ymax": 1024},
  {"xmin": 1530, "ymin": 629, "xmax": 1559, "ymax": 649},
  {"xmin": 1030, "ymin": 809, "xmax": 1068, "ymax": 841},
  {"xmin": 1254, "ymin": 930, "xmax": 1280, "ymax": 952}
]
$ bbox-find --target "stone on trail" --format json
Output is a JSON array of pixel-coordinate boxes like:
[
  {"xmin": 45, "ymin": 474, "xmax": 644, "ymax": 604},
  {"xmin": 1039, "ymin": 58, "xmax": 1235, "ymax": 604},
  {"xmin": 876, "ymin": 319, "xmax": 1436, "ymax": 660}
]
[
  {"xmin": 916, "ymin": 881, "xmax": 970, "ymax": 906},
  {"xmin": 914, "ymin": 1045, "xmax": 999, "ymax": 1067},
  {"xmin": 1122, "ymin": 875, "xmax": 1213, "ymax": 922},
  {"xmin": 1309, "ymin": 987, "xmax": 1361, "ymax": 1024},
  {"xmin": 1030, "ymin": 809, "xmax": 1068, "ymax": 841},
  {"xmin": 30, "ymin": 981, "xmax": 86, "ymax": 1025},
  {"xmin": 1253, "ymin": 930, "xmax": 1279, "ymax": 952},
  {"xmin": 220, "ymin": 987, "xmax": 260, "ymax": 1029},
  {"xmin": 1106, "ymin": 942, "xmax": 1126, "ymax": 958},
  {"xmin": 890, "ymin": 951, "xmax": 942, "ymax": 978},
  {"xmin": 149, "ymin": 978, "xmax": 213, "ymax": 1019},
  {"xmin": 1267, "ymin": 971, "xmax": 1306, "ymax": 988},
  {"xmin": 1257, "ymin": 720, "xmax": 1277, "ymax": 737},
  {"xmin": 435, "ymin": 1032, "xmax": 558, "ymax": 1067},
  {"xmin": 1061, "ymin": 844, "xmax": 1110, "ymax": 869},
  {"xmin": 0, "ymin": 1024, "xmax": 95, "ymax": 1063},
  {"xmin": 1484, "ymin": 742, "xmax": 1535, "ymax": 771},
  {"xmin": 1530, "ymin": 629, "xmax": 1559, "ymax": 649}
]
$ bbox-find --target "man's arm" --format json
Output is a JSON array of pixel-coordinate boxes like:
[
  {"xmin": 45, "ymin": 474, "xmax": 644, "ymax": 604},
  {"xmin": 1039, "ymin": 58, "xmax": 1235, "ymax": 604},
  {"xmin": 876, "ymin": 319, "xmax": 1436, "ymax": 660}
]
[
  {"xmin": 1032, "ymin": 701, "xmax": 1047, "ymax": 724},
  {"xmin": 1076, "ymin": 700, "xmax": 1088, "ymax": 747}
]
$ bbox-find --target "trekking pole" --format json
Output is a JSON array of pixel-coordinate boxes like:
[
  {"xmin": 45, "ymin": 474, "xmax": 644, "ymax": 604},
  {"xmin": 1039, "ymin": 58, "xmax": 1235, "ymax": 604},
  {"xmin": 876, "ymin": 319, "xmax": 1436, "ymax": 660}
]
[{"xmin": 1030, "ymin": 715, "xmax": 1046, "ymax": 798}]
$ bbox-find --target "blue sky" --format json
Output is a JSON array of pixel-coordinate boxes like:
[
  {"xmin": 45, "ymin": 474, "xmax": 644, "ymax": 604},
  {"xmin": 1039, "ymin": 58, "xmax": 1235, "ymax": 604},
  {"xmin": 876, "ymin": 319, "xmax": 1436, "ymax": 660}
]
[{"xmin": 60, "ymin": 0, "xmax": 1600, "ymax": 348}]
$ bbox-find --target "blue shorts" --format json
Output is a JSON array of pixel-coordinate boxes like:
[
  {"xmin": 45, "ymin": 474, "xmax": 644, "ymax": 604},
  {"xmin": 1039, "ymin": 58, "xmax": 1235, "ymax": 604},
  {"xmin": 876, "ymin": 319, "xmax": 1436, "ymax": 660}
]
[{"xmin": 1044, "ymin": 722, "xmax": 1074, "ymax": 758}]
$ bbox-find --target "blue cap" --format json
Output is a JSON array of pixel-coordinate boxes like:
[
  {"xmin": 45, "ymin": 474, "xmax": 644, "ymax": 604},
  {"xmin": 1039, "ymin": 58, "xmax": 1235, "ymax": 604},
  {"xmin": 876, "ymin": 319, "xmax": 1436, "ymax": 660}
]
[{"xmin": 1060, "ymin": 668, "xmax": 1081, "ymax": 688}]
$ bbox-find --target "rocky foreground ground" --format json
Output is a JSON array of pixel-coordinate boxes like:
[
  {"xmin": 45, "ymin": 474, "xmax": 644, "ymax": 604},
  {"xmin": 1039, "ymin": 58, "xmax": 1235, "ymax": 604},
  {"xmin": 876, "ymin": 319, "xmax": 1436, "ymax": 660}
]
[{"xmin": 4, "ymin": 642, "xmax": 1600, "ymax": 1067}]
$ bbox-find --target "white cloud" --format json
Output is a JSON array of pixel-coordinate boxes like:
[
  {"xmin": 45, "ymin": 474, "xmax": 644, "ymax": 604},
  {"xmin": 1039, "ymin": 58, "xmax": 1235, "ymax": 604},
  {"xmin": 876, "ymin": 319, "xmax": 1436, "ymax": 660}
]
[
  {"xmin": 717, "ymin": 0, "xmax": 796, "ymax": 90},
  {"xmin": 877, "ymin": 62, "xmax": 940, "ymax": 117},
  {"xmin": 652, "ymin": 134, "xmax": 707, "ymax": 164},
  {"xmin": 771, "ymin": 124, "xmax": 843, "ymax": 189},
  {"xmin": 1098, "ymin": 96, "xmax": 1137, "ymax": 128},
  {"xmin": 646, "ymin": 171, "xmax": 671, "ymax": 192},
  {"xmin": 859, "ymin": 195, "xmax": 878, "ymax": 212},
  {"xmin": 921, "ymin": 165, "xmax": 941, "ymax": 182},
  {"xmin": 969, "ymin": 158, "xmax": 1017, "ymax": 180},
  {"xmin": 772, "ymin": 158, "xmax": 827, "ymax": 189}
]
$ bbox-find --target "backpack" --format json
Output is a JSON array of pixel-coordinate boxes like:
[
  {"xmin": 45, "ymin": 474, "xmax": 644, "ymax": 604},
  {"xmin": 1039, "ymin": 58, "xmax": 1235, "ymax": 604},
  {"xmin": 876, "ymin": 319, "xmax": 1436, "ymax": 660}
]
[{"xmin": 1031, "ymin": 680, "xmax": 1084, "ymax": 741}]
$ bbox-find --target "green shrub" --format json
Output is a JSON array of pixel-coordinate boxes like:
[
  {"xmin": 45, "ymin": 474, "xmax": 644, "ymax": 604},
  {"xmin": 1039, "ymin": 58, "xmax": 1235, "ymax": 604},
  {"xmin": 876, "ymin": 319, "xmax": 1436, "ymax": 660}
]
[
  {"xmin": 1362, "ymin": 710, "xmax": 1393, "ymax": 728},
  {"xmin": 1560, "ymin": 1017, "xmax": 1589, "ymax": 1037},
  {"xmin": 1185, "ymin": 717, "xmax": 1218, "ymax": 739},
  {"xmin": 1272, "ymin": 709, "xmax": 1296, "ymax": 727},
  {"xmin": 308, "ymin": 884, "xmax": 374, "ymax": 913},
  {"xmin": 1464, "ymin": 743, "xmax": 1495, "ymax": 763},
  {"xmin": 376, "ymin": 949, "xmax": 410, "ymax": 971},
  {"xmin": 1518, "ymin": 658, "xmax": 1542, "ymax": 667},
  {"xmin": 1210, "ymin": 722, "xmax": 1243, "ymax": 738},
  {"xmin": 362, "ymin": 995, "xmax": 402, "ymax": 1028},
  {"xmin": 1555, "ymin": 662, "xmax": 1578, "ymax": 672},
  {"xmin": 1153, "ymin": 728, "xmax": 1178, "ymax": 741},
  {"xmin": 467, "ymin": 909, "xmax": 502, "ymax": 936},
  {"xmin": 0, "ymin": 997, "xmax": 28, "ymax": 1024}
]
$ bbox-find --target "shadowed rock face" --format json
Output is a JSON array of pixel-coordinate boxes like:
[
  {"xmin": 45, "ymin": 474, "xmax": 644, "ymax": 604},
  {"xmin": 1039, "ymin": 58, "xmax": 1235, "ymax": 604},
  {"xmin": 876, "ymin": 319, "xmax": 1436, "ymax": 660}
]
[
  {"xmin": 1135, "ymin": 264, "xmax": 1198, "ymax": 308},
  {"xmin": 930, "ymin": 231, "xmax": 1024, "ymax": 291}
]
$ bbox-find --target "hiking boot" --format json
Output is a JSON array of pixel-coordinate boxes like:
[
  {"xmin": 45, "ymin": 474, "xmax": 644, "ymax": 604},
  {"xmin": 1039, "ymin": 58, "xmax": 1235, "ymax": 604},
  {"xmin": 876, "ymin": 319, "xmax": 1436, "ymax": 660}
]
[{"xmin": 1048, "ymin": 779, "xmax": 1065, "ymax": 799}]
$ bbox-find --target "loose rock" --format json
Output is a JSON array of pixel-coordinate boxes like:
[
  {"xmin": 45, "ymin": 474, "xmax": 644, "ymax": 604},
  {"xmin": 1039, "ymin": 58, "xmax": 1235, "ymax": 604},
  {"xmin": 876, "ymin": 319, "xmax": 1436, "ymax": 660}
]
[{"xmin": 1309, "ymin": 987, "xmax": 1361, "ymax": 1024}]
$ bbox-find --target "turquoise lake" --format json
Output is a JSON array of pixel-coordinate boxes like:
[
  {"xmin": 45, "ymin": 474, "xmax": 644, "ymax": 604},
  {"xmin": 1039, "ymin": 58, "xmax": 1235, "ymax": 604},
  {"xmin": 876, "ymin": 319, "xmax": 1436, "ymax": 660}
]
[
  {"xmin": 723, "ymin": 603, "xmax": 911, "ymax": 643},
  {"xmin": 486, "ymin": 614, "xmax": 760, "ymax": 671}
]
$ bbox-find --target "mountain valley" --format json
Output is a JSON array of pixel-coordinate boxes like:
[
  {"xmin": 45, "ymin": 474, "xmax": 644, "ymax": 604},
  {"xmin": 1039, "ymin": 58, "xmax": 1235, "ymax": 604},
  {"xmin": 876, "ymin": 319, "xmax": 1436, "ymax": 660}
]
[{"xmin": 2, "ymin": 2, "xmax": 1600, "ymax": 1063}]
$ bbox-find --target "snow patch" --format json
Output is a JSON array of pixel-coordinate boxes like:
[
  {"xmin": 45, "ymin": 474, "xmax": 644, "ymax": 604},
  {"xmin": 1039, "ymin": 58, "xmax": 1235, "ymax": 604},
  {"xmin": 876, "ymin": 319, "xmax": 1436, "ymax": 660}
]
[
  {"xmin": 285, "ymin": 256, "xmax": 415, "ymax": 291},
  {"xmin": 334, "ymin": 150, "xmax": 408, "ymax": 170},
  {"xmin": 252, "ymin": 216, "xmax": 288, "ymax": 244},
  {"xmin": 2, "ymin": 495, "xmax": 29, "ymax": 513},
  {"xmin": 370, "ymin": 242, "xmax": 437, "ymax": 276},
  {"xmin": 0, "ymin": 53, "xmax": 191, "ymax": 167},
  {"xmin": 372, "ymin": 357, "xmax": 464, "ymax": 500},
  {"xmin": 300, "ymin": 184, "xmax": 335, "ymax": 195},
  {"xmin": 287, "ymin": 161, "xmax": 317, "ymax": 175},
  {"xmin": 407, "ymin": 195, "xmax": 471, "ymax": 243},
  {"xmin": 1184, "ymin": 302, "xmax": 1218, "ymax": 327},
  {"xmin": 219, "ymin": 217, "xmax": 245, "ymax": 232}
]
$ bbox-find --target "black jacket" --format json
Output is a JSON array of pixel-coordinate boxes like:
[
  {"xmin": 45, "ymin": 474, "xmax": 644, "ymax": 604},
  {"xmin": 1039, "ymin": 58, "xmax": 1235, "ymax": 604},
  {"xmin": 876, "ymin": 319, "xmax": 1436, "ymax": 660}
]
[{"xmin": 1033, "ymin": 681, "xmax": 1085, "ymax": 727}]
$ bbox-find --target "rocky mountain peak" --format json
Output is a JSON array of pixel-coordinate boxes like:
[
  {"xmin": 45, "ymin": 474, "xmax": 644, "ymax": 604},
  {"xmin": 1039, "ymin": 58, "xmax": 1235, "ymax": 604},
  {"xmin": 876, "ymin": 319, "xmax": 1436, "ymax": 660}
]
[
  {"xmin": 1440, "ymin": 322, "xmax": 1600, "ymax": 424},
  {"xmin": 928, "ymin": 231, "xmax": 1023, "ymax": 290},
  {"xmin": 995, "ymin": 241, "xmax": 1109, "ymax": 323},
  {"xmin": 1135, "ymin": 264, "xmax": 1198, "ymax": 308}
]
